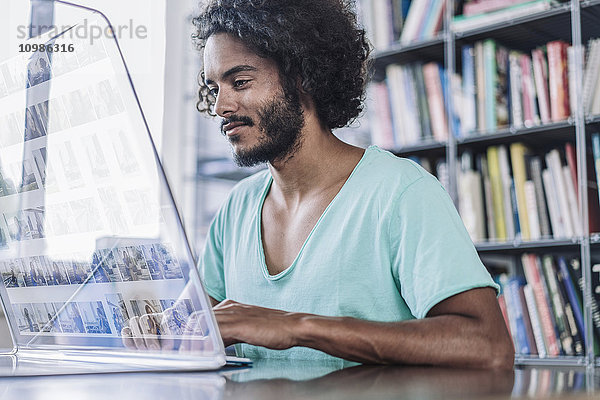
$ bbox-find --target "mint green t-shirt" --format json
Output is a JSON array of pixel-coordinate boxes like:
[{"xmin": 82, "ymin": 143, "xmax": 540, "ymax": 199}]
[{"xmin": 199, "ymin": 145, "xmax": 497, "ymax": 361}]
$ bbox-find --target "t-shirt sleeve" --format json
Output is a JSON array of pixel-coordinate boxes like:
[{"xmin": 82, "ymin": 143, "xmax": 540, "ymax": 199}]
[
  {"xmin": 389, "ymin": 174, "xmax": 499, "ymax": 319},
  {"xmin": 197, "ymin": 207, "xmax": 227, "ymax": 302}
]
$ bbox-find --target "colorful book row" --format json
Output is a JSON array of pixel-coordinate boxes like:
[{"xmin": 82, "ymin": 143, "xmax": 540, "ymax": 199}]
[
  {"xmin": 497, "ymin": 254, "xmax": 586, "ymax": 357},
  {"xmin": 457, "ymin": 142, "xmax": 600, "ymax": 243}
]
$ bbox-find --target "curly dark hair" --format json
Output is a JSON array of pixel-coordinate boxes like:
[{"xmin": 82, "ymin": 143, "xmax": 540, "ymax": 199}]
[{"xmin": 192, "ymin": 0, "xmax": 371, "ymax": 130}]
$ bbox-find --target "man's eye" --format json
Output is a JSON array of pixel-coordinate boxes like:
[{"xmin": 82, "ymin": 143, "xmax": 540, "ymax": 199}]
[
  {"xmin": 208, "ymin": 87, "xmax": 218, "ymax": 96},
  {"xmin": 234, "ymin": 79, "xmax": 249, "ymax": 88}
]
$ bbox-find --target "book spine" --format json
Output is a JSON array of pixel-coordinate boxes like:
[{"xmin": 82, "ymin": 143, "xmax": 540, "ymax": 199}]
[
  {"xmin": 592, "ymin": 133, "xmax": 600, "ymax": 212},
  {"xmin": 546, "ymin": 149, "xmax": 574, "ymax": 237},
  {"xmin": 562, "ymin": 165, "xmax": 581, "ymax": 236},
  {"xmin": 402, "ymin": 65, "xmax": 422, "ymax": 144},
  {"xmin": 509, "ymin": 51, "xmax": 524, "ymax": 129},
  {"xmin": 564, "ymin": 142, "xmax": 578, "ymax": 199},
  {"xmin": 518, "ymin": 284, "xmax": 538, "ymax": 355},
  {"xmin": 462, "ymin": 45, "xmax": 477, "ymax": 135},
  {"xmin": 524, "ymin": 283, "xmax": 547, "ymax": 357},
  {"xmin": 547, "ymin": 40, "xmax": 570, "ymax": 122},
  {"xmin": 567, "ymin": 46, "xmax": 578, "ymax": 119},
  {"xmin": 413, "ymin": 64, "xmax": 433, "ymax": 139},
  {"xmin": 541, "ymin": 255, "xmax": 574, "ymax": 355},
  {"xmin": 478, "ymin": 153, "xmax": 496, "ymax": 240},
  {"xmin": 423, "ymin": 62, "xmax": 449, "ymax": 141},
  {"xmin": 506, "ymin": 277, "xmax": 531, "ymax": 354},
  {"xmin": 498, "ymin": 145, "xmax": 516, "ymax": 239},
  {"xmin": 556, "ymin": 256, "xmax": 586, "ymax": 354},
  {"xmin": 520, "ymin": 53, "xmax": 541, "ymax": 127},
  {"xmin": 542, "ymin": 168, "xmax": 565, "ymax": 238},
  {"xmin": 532, "ymin": 47, "xmax": 551, "ymax": 124},
  {"xmin": 510, "ymin": 143, "xmax": 531, "ymax": 240},
  {"xmin": 524, "ymin": 180, "xmax": 541, "ymax": 240},
  {"xmin": 475, "ymin": 41, "xmax": 486, "ymax": 132},
  {"xmin": 521, "ymin": 253, "xmax": 561, "ymax": 356},
  {"xmin": 487, "ymin": 146, "xmax": 507, "ymax": 240},
  {"xmin": 483, "ymin": 39, "xmax": 497, "ymax": 132},
  {"xmin": 368, "ymin": 82, "xmax": 395, "ymax": 149},
  {"xmin": 529, "ymin": 156, "xmax": 552, "ymax": 237},
  {"xmin": 583, "ymin": 39, "xmax": 600, "ymax": 115}
]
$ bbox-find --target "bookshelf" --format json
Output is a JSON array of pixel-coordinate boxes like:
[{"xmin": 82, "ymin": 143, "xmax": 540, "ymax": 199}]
[{"xmin": 361, "ymin": 0, "xmax": 600, "ymax": 368}]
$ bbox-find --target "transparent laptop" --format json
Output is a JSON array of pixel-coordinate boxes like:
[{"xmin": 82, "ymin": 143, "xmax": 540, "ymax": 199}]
[{"xmin": 0, "ymin": 0, "xmax": 237, "ymax": 375}]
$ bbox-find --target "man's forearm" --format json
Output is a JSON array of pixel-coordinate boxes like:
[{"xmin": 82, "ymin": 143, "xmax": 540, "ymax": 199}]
[
  {"xmin": 295, "ymin": 313, "xmax": 512, "ymax": 369},
  {"xmin": 212, "ymin": 288, "xmax": 515, "ymax": 369}
]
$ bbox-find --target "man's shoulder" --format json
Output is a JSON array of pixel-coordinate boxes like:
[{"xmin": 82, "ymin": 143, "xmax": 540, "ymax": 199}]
[
  {"xmin": 358, "ymin": 146, "xmax": 432, "ymax": 192},
  {"xmin": 221, "ymin": 168, "xmax": 271, "ymax": 209}
]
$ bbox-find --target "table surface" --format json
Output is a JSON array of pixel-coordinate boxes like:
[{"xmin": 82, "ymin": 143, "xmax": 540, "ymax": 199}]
[{"xmin": 0, "ymin": 357, "xmax": 597, "ymax": 400}]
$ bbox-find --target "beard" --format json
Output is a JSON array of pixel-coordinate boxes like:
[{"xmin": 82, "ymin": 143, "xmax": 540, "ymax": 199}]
[{"xmin": 221, "ymin": 91, "xmax": 305, "ymax": 168}]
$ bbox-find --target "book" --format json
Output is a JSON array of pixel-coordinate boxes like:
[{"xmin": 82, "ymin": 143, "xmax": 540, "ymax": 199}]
[
  {"xmin": 583, "ymin": 38, "xmax": 600, "ymax": 115},
  {"xmin": 462, "ymin": 0, "xmax": 534, "ymax": 16},
  {"xmin": 567, "ymin": 45, "xmax": 578, "ymax": 119},
  {"xmin": 451, "ymin": 0, "xmax": 555, "ymax": 33},
  {"xmin": 541, "ymin": 255, "xmax": 574, "ymax": 355},
  {"xmin": 524, "ymin": 283, "xmax": 547, "ymax": 357},
  {"xmin": 545, "ymin": 149, "xmax": 575, "ymax": 237},
  {"xmin": 478, "ymin": 153, "xmax": 496, "ymax": 240},
  {"xmin": 423, "ymin": 62, "xmax": 449, "ymax": 141},
  {"xmin": 483, "ymin": 39, "xmax": 497, "ymax": 132},
  {"xmin": 556, "ymin": 256, "xmax": 586, "ymax": 350},
  {"xmin": 505, "ymin": 276, "xmax": 532, "ymax": 354},
  {"xmin": 458, "ymin": 152, "xmax": 486, "ymax": 242},
  {"xmin": 400, "ymin": 0, "xmax": 431, "ymax": 44},
  {"xmin": 532, "ymin": 47, "xmax": 551, "ymax": 124},
  {"xmin": 475, "ymin": 41, "xmax": 486, "ymax": 132},
  {"xmin": 521, "ymin": 253, "xmax": 561, "ymax": 356},
  {"xmin": 508, "ymin": 51, "xmax": 524, "ymax": 129},
  {"xmin": 524, "ymin": 180, "xmax": 541, "ymax": 240},
  {"xmin": 520, "ymin": 53, "xmax": 541, "ymax": 127},
  {"xmin": 413, "ymin": 64, "xmax": 433, "ymax": 139},
  {"xmin": 564, "ymin": 142, "xmax": 578, "ymax": 199},
  {"xmin": 487, "ymin": 146, "xmax": 507, "ymax": 240},
  {"xmin": 592, "ymin": 133, "xmax": 600, "ymax": 214},
  {"xmin": 510, "ymin": 143, "xmax": 531, "ymax": 240},
  {"xmin": 462, "ymin": 45, "xmax": 477, "ymax": 135},
  {"xmin": 367, "ymin": 82, "xmax": 395, "ymax": 149},
  {"xmin": 528, "ymin": 156, "xmax": 552, "ymax": 238},
  {"xmin": 547, "ymin": 40, "xmax": 571, "ymax": 122},
  {"xmin": 518, "ymin": 284, "xmax": 538, "ymax": 355},
  {"xmin": 542, "ymin": 167, "xmax": 565, "ymax": 238},
  {"xmin": 498, "ymin": 145, "xmax": 516, "ymax": 239}
]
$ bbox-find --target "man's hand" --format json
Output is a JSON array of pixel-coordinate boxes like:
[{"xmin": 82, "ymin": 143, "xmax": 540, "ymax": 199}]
[
  {"xmin": 213, "ymin": 299, "xmax": 306, "ymax": 349},
  {"xmin": 121, "ymin": 307, "xmax": 215, "ymax": 354}
]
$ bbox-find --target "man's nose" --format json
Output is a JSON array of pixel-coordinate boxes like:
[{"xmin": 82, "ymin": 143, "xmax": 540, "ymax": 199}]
[{"xmin": 214, "ymin": 88, "xmax": 238, "ymax": 117}]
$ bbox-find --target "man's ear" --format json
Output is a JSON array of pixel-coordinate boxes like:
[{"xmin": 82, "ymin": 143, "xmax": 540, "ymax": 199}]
[{"xmin": 296, "ymin": 77, "xmax": 315, "ymax": 113}]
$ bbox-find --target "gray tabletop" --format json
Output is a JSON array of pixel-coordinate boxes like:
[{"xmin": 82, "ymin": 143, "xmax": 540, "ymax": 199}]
[{"xmin": 0, "ymin": 358, "xmax": 595, "ymax": 400}]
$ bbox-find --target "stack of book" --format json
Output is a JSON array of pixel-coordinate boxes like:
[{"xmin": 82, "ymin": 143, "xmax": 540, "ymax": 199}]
[
  {"xmin": 496, "ymin": 254, "xmax": 587, "ymax": 357},
  {"xmin": 457, "ymin": 143, "xmax": 596, "ymax": 243},
  {"xmin": 459, "ymin": 39, "xmax": 572, "ymax": 137},
  {"xmin": 359, "ymin": 0, "xmax": 411, "ymax": 50},
  {"xmin": 359, "ymin": 0, "xmax": 445, "ymax": 50},
  {"xmin": 368, "ymin": 62, "xmax": 458, "ymax": 148},
  {"xmin": 452, "ymin": 0, "xmax": 557, "ymax": 34}
]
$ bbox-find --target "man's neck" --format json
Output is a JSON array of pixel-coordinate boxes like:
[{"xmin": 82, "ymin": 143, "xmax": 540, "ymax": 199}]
[{"xmin": 267, "ymin": 123, "xmax": 364, "ymax": 207}]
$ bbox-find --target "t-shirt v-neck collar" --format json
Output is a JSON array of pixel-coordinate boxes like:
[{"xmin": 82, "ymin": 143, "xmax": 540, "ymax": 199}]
[{"xmin": 256, "ymin": 146, "xmax": 373, "ymax": 281}]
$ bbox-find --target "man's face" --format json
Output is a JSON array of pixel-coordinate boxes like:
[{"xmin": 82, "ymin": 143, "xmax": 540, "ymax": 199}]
[{"xmin": 203, "ymin": 33, "xmax": 304, "ymax": 167}]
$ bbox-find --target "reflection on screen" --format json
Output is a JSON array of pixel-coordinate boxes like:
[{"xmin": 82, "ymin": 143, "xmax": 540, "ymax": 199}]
[{"xmin": 0, "ymin": 4, "xmax": 220, "ymax": 359}]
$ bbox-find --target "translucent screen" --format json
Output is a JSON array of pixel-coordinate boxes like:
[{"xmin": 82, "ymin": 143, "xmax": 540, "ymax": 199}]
[{"xmin": 0, "ymin": 1, "xmax": 223, "ymax": 363}]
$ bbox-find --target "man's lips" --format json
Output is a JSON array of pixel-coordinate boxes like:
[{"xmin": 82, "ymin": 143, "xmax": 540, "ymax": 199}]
[{"xmin": 222, "ymin": 121, "xmax": 248, "ymax": 136}]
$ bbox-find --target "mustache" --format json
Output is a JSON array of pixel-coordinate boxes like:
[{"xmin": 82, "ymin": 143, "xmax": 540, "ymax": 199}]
[{"xmin": 220, "ymin": 115, "xmax": 255, "ymax": 134}]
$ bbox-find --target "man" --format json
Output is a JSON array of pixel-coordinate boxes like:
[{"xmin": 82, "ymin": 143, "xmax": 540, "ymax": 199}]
[{"xmin": 192, "ymin": 0, "xmax": 513, "ymax": 368}]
